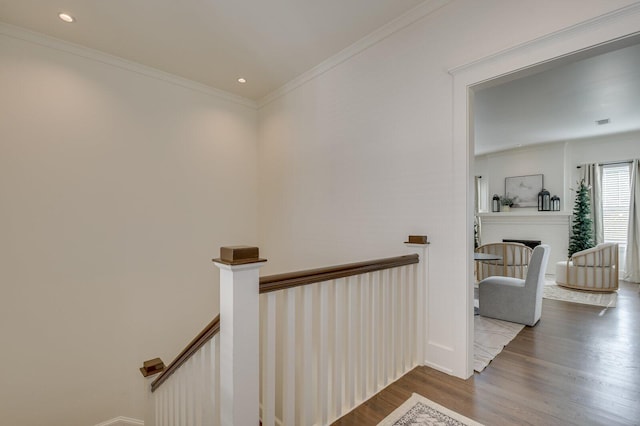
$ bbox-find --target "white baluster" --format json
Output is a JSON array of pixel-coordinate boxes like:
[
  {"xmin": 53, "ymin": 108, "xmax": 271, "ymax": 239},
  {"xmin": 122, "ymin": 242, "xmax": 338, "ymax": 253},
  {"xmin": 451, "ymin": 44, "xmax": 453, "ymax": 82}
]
[
  {"xmin": 301, "ymin": 285, "xmax": 315, "ymax": 424},
  {"xmin": 195, "ymin": 343, "xmax": 205, "ymax": 426},
  {"xmin": 318, "ymin": 280, "xmax": 330, "ymax": 425},
  {"xmin": 282, "ymin": 288, "xmax": 296, "ymax": 425},
  {"xmin": 172, "ymin": 377, "xmax": 178, "ymax": 426},
  {"xmin": 344, "ymin": 276, "xmax": 358, "ymax": 408},
  {"xmin": 261, "ymin": 292, "xmax": 276, "ymax": 426},
  {"xmin": 390, "ymin": 268, "xmax": 397, "ymax": 380},
  {"xmin": 397, "ymin": 266, "xmax": 405, "ymax": 376},
  {"xmin": 372, "ymin": 270, "xmax": 381, "ymax": 392},
  {"xmin": 383, "ymin": 269, "xmax": 390, "ymax": 387},
  {"xmin": 333, "ymin": 278, "xmax": 345, "ymax": 419},
  {"xmin": 211, "ymin": 336, "xmax": 220, "ymax": 425},
  {"xmin": 360, "ymin": 273, "xmax": 370, "ymax": 400}
]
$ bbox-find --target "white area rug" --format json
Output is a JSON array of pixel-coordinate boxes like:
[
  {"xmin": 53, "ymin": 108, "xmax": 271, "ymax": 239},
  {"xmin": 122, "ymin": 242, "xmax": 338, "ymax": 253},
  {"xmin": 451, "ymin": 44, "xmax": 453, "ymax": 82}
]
[
  {"xmin": 543, "ymin": 280, "xmax": 617, "ymax": 307},
  {"xmin": 377, "ymin": 393, "xmax": 485, "ymax": 426},
  {"xmin": 474, "ymin": 315, "xmax": 524, "ymax": 373}
]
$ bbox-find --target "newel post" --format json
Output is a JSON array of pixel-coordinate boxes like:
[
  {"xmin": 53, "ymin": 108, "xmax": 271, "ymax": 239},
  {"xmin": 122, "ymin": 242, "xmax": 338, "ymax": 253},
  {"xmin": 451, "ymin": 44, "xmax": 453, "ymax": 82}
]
[
  {"xmin": 213, "ymin": 246, "xmax": 266, "ymax": 426},
  {"xmin": 405, "ymin": 235, "xmax": 429, "ymax": 366}
]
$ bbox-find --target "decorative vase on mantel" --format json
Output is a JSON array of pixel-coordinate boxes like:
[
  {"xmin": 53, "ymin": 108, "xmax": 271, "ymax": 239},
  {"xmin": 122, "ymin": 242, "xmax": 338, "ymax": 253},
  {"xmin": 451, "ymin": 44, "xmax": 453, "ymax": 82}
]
[{"xmin": 500, "ymin": 194, "xmax": 516, "ymax": 213}]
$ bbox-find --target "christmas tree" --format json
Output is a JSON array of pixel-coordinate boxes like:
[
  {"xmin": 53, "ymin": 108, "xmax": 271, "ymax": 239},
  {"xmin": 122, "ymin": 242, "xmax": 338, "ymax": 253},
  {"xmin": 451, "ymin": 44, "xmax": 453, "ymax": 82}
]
[{"xmin": 568, "ymin": 179, "xmax": 595, "ymax": 257}]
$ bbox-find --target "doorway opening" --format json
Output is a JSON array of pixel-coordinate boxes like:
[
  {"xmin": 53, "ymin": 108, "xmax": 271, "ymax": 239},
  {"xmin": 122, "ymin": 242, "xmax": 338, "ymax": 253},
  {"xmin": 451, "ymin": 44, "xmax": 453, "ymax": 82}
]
[{"xmin": 452, "ymin": 12, "xmax": 640, "ymax": 377}]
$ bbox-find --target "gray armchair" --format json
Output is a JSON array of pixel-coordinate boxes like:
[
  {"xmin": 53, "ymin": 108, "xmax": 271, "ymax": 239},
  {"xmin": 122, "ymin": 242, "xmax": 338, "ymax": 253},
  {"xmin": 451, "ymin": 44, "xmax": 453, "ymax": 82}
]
[{"xmin": 478, "ymin": 244, "xmax": 551, "ymax": 326}]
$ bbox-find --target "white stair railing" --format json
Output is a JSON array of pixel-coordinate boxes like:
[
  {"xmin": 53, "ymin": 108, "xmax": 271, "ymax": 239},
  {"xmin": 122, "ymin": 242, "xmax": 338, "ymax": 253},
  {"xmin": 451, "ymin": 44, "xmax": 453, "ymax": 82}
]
[
  {"xmin": 148, "ymin": 317, "xmax": 221, "ymax": 426},
  {"xmin": 144, "ymin": 237, "xmax": 428, "ymax": 426},
  {"xmin": 258, "ymin": 239, "xmax": 428, "ymax": 426}
]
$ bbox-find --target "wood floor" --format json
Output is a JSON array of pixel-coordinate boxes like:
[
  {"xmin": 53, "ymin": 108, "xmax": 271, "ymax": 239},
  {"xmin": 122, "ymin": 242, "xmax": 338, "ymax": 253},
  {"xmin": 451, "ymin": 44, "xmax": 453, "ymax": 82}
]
[{"xmin": 333, "ymin": 281, "xmax": 640, "ymax": 426}]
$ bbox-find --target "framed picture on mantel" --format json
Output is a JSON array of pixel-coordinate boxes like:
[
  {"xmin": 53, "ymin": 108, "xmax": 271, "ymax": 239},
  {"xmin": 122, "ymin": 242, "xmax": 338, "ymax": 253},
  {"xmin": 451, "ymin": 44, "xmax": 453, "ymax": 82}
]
[{"xmin": 505, "ymin": 174, "xmax": 543, "ymax": 208}]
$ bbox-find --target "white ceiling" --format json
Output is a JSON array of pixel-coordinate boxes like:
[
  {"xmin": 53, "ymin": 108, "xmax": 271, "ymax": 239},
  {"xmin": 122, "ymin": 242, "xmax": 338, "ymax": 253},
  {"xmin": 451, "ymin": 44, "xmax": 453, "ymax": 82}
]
[
  {"xmin": 0, "ymin": 0, "xmax": 429, "ymax": 100},
  {"xmin": 474, "ymin": 40, "xmax": 640, "ymax": 155}
]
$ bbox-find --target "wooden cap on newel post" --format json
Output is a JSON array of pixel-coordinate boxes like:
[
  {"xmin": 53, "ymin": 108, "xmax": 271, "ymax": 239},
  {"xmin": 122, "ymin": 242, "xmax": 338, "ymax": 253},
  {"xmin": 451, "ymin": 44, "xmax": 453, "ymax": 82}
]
[
  {"xmin": 212, "ymin": 245, "xmax": 267, "ymax": 266},
  {"xmin": 405, "ymin": 235, "xmax": 429, "ymax": 245},
  {"xmin": 139, "ymin": 358, "xmax": 165, "ymax": 377}
]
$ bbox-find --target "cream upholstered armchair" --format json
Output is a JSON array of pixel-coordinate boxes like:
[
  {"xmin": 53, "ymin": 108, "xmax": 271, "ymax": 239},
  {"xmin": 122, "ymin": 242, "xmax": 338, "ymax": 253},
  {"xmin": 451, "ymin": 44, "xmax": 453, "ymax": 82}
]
[
  {"xmin": 555, "ymin": 243, "xmax": 619, "ymax": 292},
  {"xmin": 475, "ymin": 242, "xmax": 533, "ymax": 281}
]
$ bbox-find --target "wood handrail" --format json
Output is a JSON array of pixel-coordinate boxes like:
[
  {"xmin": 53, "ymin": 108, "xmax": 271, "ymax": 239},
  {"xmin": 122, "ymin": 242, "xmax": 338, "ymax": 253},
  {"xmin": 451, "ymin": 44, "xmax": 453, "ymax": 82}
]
[
  {"xmin": 151, "ymin": 315, "xmax": 220, "ymax": 392},
  {"xmin": 259, "ymin": 254, "xmax": 419, "ymax": 293},
  {"xmin": 150, "ymin": 252, "xmax": 421, "ymax": 392}
]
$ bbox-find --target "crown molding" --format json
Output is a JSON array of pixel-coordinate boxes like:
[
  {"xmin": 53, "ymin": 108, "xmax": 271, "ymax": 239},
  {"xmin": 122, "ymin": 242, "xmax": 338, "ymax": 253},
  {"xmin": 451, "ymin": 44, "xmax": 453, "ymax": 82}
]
[
  {"xmin": 0, "ymin": 21, "xmax": 257, "ymax": 109},
  {"xmin": 257, "ymin": 0, "xmax": 451, "ymax": 108},
  {"xmin": 93, "ymin": 416, "xmax": 144, "ymax": 426},
  {"xmin": 448, "ymin": 2, "xmax": 640, "ymax": 75}
]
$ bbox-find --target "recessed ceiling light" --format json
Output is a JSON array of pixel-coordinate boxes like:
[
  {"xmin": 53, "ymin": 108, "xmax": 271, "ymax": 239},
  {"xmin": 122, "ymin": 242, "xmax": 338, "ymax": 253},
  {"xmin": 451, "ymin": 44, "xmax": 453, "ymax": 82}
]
[
  {"xmin": 237, "ymin": 78, "xmax": 247, "ymax": 84},
  {"xmin": 58, "ymin": 13, "xmax": 75, "ymax": 23}
]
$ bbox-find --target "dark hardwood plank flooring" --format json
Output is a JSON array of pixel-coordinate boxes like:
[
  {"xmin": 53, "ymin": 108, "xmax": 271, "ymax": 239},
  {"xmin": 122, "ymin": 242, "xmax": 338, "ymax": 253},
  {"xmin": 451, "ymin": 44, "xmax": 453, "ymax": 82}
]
[{"xmin": 333, "ymin": 280, "xmax": 640, "ymax": 426}]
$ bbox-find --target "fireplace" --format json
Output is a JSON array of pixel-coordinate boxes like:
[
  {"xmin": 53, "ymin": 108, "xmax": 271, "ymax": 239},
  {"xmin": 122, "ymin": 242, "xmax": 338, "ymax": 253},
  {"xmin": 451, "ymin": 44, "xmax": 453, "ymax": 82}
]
[
  {"xmin": 503, "ymin": 239, "xmax": 541, "ymax": 250},
  {"xmin": 479, "ymin": 211, "xmax": 569, "ymax": 274}
]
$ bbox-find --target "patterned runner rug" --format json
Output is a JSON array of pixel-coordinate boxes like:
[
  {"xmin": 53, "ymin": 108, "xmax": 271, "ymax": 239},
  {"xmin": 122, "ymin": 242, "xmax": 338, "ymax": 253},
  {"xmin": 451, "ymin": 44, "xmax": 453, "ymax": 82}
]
[
  {"xmin": 377, "ymin": 393, "xmax": 484, "ymax": 426},
  {"xmin": 543, "ymin": 280, "xmax": 617, "ymax": 307}
]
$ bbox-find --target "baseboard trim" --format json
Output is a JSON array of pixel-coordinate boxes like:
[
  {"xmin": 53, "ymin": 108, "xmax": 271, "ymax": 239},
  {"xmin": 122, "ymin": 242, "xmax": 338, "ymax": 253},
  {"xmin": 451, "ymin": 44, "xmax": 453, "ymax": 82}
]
[
  {"xmin": 422, "ymin": 359, "xmax": 454, "ymax": 375},
  {"xmin": 94, "ymin": 416, "xmax": 144, "ymax": 426}
]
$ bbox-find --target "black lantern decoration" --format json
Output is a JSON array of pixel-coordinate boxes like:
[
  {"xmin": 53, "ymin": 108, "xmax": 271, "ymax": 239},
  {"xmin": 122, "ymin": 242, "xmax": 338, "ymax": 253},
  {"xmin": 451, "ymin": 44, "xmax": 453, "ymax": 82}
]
[
  {"xmin": 492, "ymin": 194, "xmax": 501, "ymax": 212},
  {"xmin": 551, "ymin": 195, "xmax": 560, "ymax": 211},
  {"xmin": 538, "ymin": 188, "xmax": 551, "ymax": 211}
]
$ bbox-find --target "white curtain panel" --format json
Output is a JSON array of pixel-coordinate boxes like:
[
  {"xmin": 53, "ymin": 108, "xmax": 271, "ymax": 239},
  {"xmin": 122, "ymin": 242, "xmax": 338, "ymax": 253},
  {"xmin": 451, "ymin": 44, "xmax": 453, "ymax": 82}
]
[
  {"xmin": 624, "ymin": 159, "xmax": 640, "ymax": 283},
  {"xmin": 580, "ymin": 163, "xmax": 604, "ymax": 245}
]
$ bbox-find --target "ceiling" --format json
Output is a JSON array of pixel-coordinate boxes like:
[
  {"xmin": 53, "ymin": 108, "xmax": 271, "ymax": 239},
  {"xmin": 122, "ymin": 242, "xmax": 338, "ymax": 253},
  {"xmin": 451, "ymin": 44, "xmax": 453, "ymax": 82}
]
[
  {"xmin": 474, "ymin": 39, "xmax": 640, "ymax": 155},
  {"xmin": 3, "ymin": 1, "xmax": 638, "ymax": 143},
  {"xmin": 0, "ymin": 0, "xmax": 429, "ymax": 100}
]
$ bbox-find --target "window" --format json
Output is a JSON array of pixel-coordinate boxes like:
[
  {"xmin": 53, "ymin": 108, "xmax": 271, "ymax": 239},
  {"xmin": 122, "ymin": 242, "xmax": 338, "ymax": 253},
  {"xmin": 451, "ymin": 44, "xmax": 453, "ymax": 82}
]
[{"xmin": 601, "ymin": 163, "xmax": 631, "ymax": 272}]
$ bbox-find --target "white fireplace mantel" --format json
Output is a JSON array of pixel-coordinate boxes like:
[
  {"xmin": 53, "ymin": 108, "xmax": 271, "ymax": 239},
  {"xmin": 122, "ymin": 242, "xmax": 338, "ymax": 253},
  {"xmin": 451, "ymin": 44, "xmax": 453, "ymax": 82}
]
[
  {"xmin": 478, "ymin": 211, "xmax": 571, "ymax": 225},
  {"xmin": 477, "ymin": 211, "xmax": 571, "ymax": 274}
]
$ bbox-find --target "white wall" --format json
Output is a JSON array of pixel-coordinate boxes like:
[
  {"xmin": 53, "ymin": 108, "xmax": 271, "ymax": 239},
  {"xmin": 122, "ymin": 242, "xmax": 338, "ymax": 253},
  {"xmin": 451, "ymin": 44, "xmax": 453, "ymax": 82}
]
[
  {"xmin": 258, "ymin": 0, "xmax": 638, "ymax": 377},
  {"xmin": 475, "ymin": 142, "xmax": 567, "ymax": 212},
  {"xmin": 568, "ymin": 129, "xmax": 640, "ymax": 189},
  {"xmin": 476, "ymin": 131, "xmax": 640, "ymax": 212},
  {"xmin": 0, "ymin": 30, "xmax": 258, "ymax": 426}
]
